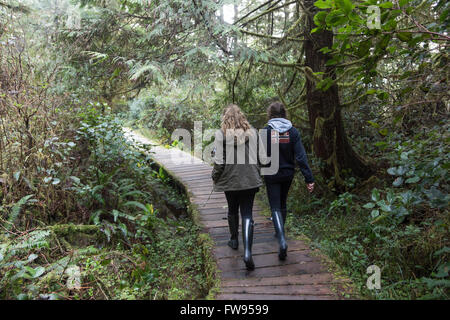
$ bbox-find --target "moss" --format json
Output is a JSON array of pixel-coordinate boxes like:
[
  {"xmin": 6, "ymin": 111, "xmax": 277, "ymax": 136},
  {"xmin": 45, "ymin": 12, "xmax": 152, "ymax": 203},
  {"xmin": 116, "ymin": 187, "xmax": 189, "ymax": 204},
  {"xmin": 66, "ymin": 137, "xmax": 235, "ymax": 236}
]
[
  {"xmin": 303, "ymin": 66, "xmax": 320, "ymax": 84},
  {"xmin": 178, "ymin": 189, "xmax": 221, "ymax": 299},
  {"xmin": 49, "ymin": 224, "xmax": 106, "ymax": 248},
  {"xmin": 36, "ymin": 270, "xmax": 61, "ymax": 289},
  {"xmin": 197, "ymin": 233, "xmax": 221, "ymax": 300},
  {"xmin": 50, "ymin": 224, "xmax": 99, "ymax": 235},
  {"xmin": 313, "ymin": 118, "xmax": 345, "ymax": 188}
]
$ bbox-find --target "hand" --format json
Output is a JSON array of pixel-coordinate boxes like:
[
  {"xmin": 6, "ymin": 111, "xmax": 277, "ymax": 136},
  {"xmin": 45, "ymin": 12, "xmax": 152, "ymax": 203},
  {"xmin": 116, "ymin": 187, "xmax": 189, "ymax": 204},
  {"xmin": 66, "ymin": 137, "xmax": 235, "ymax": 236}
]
[{"xmin": 306, "ymin": 183, "xmax": 315, "ymax": 193}]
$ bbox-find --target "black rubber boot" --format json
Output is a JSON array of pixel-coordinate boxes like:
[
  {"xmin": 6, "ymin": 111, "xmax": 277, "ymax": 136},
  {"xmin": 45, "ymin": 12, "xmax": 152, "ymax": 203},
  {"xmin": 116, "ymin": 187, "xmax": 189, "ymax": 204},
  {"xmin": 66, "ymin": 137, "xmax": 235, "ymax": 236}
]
[
  {"xmin": 281, "ymin": 209, "xmax": 287, "ymax": 225},
  {"xmin": 227, "ymin": 214, "xmax": 239, "ymax": 250},
  {"xmin": 242, "ymin": 218, "xmax": 255, "ymax": 270},
  {"xmin": 272, "ymin": 209, "xmax": 287, "ymax": 238},
  {"xmin": 272, "ymin": 210, "xmax": 288, "ymax": 260}
]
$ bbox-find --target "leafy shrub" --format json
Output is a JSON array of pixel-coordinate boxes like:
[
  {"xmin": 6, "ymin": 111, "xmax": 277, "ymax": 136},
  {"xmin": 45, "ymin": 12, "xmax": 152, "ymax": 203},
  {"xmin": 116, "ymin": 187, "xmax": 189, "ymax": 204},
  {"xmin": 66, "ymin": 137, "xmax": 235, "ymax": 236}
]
[{"xmin": 288, "ymin": 124, "xmax": 449, "ymax": 299}]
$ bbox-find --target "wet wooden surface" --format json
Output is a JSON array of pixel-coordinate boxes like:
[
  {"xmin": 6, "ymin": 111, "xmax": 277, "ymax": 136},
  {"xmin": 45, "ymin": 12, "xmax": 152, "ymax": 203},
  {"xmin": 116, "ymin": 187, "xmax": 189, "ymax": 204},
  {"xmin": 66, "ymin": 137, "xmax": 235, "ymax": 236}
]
[{"xmin": 126, "ymin": 130, "xmax": 349, "ymax": 300}]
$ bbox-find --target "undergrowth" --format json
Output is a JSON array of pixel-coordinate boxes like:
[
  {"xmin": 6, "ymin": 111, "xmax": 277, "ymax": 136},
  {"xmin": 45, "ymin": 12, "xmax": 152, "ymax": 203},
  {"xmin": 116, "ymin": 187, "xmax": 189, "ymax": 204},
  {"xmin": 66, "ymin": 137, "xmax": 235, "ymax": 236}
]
[
  {"xmin": 0, "ymin": 109, "xmax": 212, "ymax": 300},
  {"xmin": 287, "ymin": 124, "xmax": 449, "ymax": 300}
]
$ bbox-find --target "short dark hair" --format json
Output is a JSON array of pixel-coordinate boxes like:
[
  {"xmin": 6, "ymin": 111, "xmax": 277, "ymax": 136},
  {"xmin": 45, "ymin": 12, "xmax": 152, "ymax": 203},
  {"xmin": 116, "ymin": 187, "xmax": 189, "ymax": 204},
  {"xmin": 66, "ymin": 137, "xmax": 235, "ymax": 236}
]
[{"xmin": 267, "ymin": 101, "xmax": 287, "ymax": 119}]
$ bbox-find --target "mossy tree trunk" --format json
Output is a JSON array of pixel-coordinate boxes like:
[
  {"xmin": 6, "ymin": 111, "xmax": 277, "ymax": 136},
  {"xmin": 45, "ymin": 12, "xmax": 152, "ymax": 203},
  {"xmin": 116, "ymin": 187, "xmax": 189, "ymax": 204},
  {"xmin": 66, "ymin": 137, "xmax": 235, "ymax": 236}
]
[{"xmin": 303, "ymin": 0, "xmax": 373, "ymax": 187}]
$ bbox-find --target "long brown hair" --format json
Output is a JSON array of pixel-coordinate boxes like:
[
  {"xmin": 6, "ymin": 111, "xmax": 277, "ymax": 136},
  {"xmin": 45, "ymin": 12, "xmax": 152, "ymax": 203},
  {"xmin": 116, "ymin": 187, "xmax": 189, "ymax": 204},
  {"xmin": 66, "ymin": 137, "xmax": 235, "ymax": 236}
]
[{"xmin": 221, "ymin": 104, "xmax": 251, "ymax": 134}]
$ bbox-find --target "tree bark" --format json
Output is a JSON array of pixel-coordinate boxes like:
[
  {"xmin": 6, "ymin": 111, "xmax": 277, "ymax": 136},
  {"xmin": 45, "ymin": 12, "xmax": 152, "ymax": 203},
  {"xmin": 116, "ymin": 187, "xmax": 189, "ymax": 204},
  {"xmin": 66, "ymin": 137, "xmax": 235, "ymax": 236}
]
[{"xmin": 303, "ymin": 0, "xmax": 373, "ymax": 187}]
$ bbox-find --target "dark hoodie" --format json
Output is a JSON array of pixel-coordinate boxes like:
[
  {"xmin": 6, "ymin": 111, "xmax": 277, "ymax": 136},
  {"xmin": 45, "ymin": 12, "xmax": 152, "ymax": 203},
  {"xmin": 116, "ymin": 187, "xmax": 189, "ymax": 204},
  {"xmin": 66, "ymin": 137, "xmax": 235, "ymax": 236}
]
[{"xmin": 263, "ymin": 118, "xmax": 314, "ymax": 184}]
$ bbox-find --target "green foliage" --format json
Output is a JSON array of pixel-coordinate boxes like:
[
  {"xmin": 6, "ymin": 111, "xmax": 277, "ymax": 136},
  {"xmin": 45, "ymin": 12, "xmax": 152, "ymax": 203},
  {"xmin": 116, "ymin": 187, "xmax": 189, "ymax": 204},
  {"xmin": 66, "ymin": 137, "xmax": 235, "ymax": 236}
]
[
  {"xmin": 311, "ymin": 0, "xmax": 448, "ymax": 112},
  {"xmin": 73, "ymin": 112, "xmax": 176, "ymax": 242},
  {"xmin": 2, "ymin": 0, "xmax": 448, "ymax": 301},
  {"xmin": 4, "ymin": 195, "xmax": 36, "ymax": 231},
  {"xmin": 288, "ymin": 123, "xmax": 449, "ymax": 299},
  {"xmin": 420, "ymin": 246, "xmax": 450, "ymax": 299},
  {"xmin": 329, "ymin": 192, "xmax": 354, "ymax": 215},
  {"xmin": 0, "ymin": 108, "xmax": 210, "ymax": 299},
  {"xmin": 127, "ymin": 82, "xmax": 214, "ymax": 142}
]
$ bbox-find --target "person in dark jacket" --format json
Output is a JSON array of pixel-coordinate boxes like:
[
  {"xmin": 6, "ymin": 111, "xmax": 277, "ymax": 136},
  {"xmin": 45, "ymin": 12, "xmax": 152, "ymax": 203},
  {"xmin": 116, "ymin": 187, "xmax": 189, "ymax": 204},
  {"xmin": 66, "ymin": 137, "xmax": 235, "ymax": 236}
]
[
  {"xmin": 262, "ymin": 101, "xmax": 315, "ymax": 260},
  {"xmin": 212, "ymin": 104, "xmax": 263, "ymax": 270}
]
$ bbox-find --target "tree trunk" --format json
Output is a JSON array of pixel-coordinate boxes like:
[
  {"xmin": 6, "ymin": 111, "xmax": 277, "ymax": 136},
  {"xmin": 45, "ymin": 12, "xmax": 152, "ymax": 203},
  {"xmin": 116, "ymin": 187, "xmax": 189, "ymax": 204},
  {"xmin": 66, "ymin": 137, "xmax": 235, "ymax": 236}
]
[{"xmin": 303, "ymin": 0, "xmax": 373, "ymax": 187}]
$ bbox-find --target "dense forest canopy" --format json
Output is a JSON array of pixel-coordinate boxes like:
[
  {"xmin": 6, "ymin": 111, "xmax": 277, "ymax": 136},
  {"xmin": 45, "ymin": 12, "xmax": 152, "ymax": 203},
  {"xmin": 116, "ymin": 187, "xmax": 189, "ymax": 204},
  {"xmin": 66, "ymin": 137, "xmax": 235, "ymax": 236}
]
[{"xmin": 0, "ymin": 0, "xmax": 448, "ymax": 300}]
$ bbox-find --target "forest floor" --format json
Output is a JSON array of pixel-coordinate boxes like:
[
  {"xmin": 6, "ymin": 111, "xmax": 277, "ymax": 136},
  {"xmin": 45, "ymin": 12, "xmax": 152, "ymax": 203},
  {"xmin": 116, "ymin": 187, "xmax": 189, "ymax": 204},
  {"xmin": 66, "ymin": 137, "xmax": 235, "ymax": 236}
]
[{"xmin": 0, "ymin": 121, "xmax": 212, "ymax": 300}]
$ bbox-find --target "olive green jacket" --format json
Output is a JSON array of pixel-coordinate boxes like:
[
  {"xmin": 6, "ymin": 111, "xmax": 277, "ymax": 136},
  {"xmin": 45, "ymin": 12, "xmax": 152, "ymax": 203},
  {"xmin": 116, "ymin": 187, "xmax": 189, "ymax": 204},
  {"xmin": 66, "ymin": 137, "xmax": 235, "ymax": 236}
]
[{"xmin": 211, "ymin": 129, "xmax": 263, "ymax": 192}]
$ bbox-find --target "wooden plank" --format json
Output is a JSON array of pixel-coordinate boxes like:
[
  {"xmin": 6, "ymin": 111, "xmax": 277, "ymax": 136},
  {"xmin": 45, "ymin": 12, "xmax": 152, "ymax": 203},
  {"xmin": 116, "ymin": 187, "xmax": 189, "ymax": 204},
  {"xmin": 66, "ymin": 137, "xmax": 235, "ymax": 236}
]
[
  {"xmin": 210, "ymin": 231, "xmax": 276, "ymax": 244},
  {"xmin": 207, "ymin": 224, "xmax": 273, "ymax": 236},
  {"xmin": 196, "ymin": 207, "xmax": 228, "ymax": 214},
  {"xmin": 180, "ymin": 173, "xmax": 213, "ymax": 180},
  {"xmin": 199, "ymin": 203, "xmax": 230, "ymax": 209},
  {"xmin": 185, "ymin": 180, "xmax": 215, "ymax": 186},
  {"xmin": 192, "ymin": 194, "xmax": 225, "ymax": 199},
  {"xmin": 208, "ymin": 227, "xmax": 273, "ymax": 239},
  {"xmin": 213, "ymin": 235, "xmax": 279, "ymax": 247},
  {"xmin": 216, "ymin": 294, "xmax": 335, "ymax": 300},
  {"xmin": 198, "ymin": 213, "xmax": 228, "ymax": 221},
  {"xmin": 213, "ymin": 241, "xmax": 310, "ymax": 259},
  {"xmin": 177, "ymin": 171, "xmax": 213, "ymax": 178},
  {"xmin": 192, "ymin": 198, "xmax": 228, "ymax": 205},
  {"xmin": 196, "ymin": 209, "xmax": 264, "ymax": 217},
  {"xmin": 220, "ymin": 284, "xmax": 335, "ymax": 296},
  {"xmin": 199, "ymin": 211, "xmax": 266, "ymax": 221},
  {"xmin": 221, "ymin": 274, "xmax": 336, "ymax": 287},
  {"xmin": 189, "ymin": 189, "xmax": 215, "ymax": 195},
  {"xmin": 179, "ymin": 175, "xmax": 213, "ymax": 182},
  {"xmin": 220, "ymin": 262, "xmax": 328, "ymax": 280},
  {"xmin": 170, "ymin": 166, "xmax": 212, "ymax": 173},
  {"xmin": 203, "ymin": 219, "xmax": 272, "ymax": 229},
  {"xmin": 153, "ymin": 156, "xmax": 203, "ymax": 164},
  {"xmin": 162, "ymin": 162, "xmax": 207, "ymax": 169},
  {"xmin": 209, "ymin": 228, "xmax": 274, "ymax": 240},
  {"xmin": 217, "ymin": 252, "xmax": 317, "ymax": 272},
  {"xmin": 193, "ymin": 199, "xmax": 227, "ymax": 205}
]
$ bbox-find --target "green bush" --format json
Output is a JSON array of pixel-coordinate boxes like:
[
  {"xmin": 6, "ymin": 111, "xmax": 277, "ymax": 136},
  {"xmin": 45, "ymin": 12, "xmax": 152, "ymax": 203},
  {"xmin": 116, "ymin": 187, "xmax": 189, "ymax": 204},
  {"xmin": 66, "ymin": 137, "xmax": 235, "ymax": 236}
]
[{"xmin": 288, "ymin": 124, "xmax": 449, "ymax": 299}]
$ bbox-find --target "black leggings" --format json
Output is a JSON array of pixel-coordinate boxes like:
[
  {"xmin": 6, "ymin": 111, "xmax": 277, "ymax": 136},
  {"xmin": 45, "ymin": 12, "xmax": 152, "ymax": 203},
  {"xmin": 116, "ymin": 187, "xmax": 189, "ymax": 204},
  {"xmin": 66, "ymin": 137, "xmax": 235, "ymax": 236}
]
[
  {"xmin": 225, "ymin": 188, "xmax": 258, "ymax": 219},
  {"xmin": 265, "ymin": 178, "xmax": 293, "ymax": 213}
]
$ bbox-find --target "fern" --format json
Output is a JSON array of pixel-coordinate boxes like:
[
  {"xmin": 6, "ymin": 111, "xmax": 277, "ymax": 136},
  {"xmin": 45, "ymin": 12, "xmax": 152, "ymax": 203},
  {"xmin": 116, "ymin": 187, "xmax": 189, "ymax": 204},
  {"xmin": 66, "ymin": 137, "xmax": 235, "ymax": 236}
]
[
  {"xmin": 123, "ymin": 201, "xmax": 148, "ymax": 213},
  {"xmin": 81, "ymin": 51, "xmax": 109, "ymax": 65},
  {"xmin": 6, "ymin": 195, "xmax": 35, "ymax": 231},
  {"xmin": 0, "ymin": 1, "xmax": 30, "ymax": 13},
  {"xmin": 12, "ymin": 230, "xmax": 50, "ymax": 252},
  {"xmin": 129, "ymin": 62, "xmax": 164, "ymax": 83}
]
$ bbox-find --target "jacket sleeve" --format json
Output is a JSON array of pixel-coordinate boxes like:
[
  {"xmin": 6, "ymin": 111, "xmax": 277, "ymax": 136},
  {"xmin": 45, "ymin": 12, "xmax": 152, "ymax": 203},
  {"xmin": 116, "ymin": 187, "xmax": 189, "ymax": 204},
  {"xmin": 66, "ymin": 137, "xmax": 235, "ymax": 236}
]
[
  {"xmin": 212, "ymin": 162, "xmax": 225, "ymax": 183},
  {"xmin": 211, "ymin": 141, "xmax": 225, "ymax": 183},
  {"xmin": 293, "ymin": 129, "xmax": 314, "ymax": 183},
  {"xmin": 257, "ymin": 127, "xmax": 271, "ymax": 168},
  {"xmin": 256, "ymin": 129, "xmax": 265, "ymax": 168}
]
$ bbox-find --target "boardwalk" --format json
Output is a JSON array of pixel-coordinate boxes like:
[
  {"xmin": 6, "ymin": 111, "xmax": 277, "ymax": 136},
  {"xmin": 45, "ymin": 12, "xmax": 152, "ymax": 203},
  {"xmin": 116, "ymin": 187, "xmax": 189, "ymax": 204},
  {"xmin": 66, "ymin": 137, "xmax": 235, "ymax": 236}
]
[{"xmin": 126, "ymin": 130, "xmax": 350, "ymax": 300}]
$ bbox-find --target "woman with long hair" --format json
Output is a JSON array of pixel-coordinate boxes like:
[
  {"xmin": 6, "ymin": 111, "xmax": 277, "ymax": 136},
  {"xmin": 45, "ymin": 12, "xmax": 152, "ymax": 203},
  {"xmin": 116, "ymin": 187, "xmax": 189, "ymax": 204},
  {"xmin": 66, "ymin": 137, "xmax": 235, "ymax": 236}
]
[
  {"xmin": 263, "ymin": 101, "xmax": 315, "ymax": 260},
  {"xmin": 211, "ymin": 104, "xmax": 263, "ymax": 270}
]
